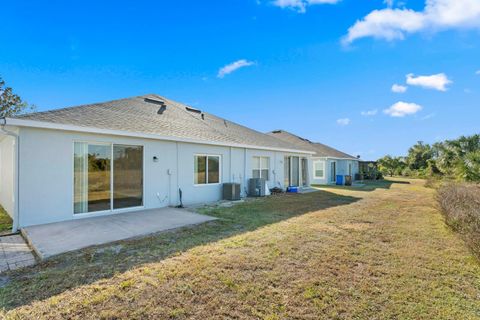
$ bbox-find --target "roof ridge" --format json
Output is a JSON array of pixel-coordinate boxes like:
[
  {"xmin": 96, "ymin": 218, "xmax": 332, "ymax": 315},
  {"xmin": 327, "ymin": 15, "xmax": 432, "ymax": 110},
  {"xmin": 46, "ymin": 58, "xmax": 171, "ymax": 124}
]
[{"xmin": 270, "ymin": 129, "xmax": 312, "ymax": 143}]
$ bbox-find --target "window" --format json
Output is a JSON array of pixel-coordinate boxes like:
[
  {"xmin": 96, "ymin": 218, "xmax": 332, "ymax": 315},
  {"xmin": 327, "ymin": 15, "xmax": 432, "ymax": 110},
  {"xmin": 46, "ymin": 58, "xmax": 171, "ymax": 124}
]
[
  {"xmin": 252, "ymin": 156, "xmax": 269, "ymax": 180},
  {"xmin": 313, "ymin": 160, "xmax": 325, "ymax": 179},
  {"xmin": 194, "ymin": 155, "xmax": 220, "ymax": 185},
  {"xmin": 74, "ymin": 142, "xmax": 143, "ymax": 214}
]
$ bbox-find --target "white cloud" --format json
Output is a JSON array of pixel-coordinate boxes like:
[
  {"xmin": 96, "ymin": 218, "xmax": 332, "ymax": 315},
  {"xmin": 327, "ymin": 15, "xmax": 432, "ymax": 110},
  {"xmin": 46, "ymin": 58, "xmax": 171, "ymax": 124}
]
[
  {"xmin": 383, "ymin": 101, "xmax": 422, "ymax": 117},
  {"xmin": 217, "ymin": 60, "xmax": 255, "ymax": 78},
  {"xmin": 391, "ymin": 84, "xmax": 408, "ymax": 93},
  {"xmin": 336, "ymin": 118, "xmax": 351, "ymax": 126},
  {"xmin": 384, "ymin": 0, "xmax": 394, "ymax": 7},
  {"xmin": 406, "ymin": 73, "xmax": 452, "ymax": 91},
  {"xmin": 343, "ymin": 0, "xmax": 480, "ymax": 44},
  {"xmin": 308, "ymin": 0, "xmax": 340, "ymax": 4},
  {"xmin": 361, "ymin": 109, "xmax": 378, "ymax": 116},
  {"xmin": 272, "ymin": 0, "xmax": 340, "ymax": 13},
  {"xmin": 273, "ymin": 0, "xmax": 306, "ymax": 12}
]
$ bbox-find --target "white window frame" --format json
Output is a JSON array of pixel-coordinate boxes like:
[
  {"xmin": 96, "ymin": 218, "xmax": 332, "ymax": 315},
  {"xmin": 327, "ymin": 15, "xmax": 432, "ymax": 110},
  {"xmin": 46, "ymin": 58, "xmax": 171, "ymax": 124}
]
[
  {"xmin": 313, "ymin": 160, "xmax": 326, "ymax": 179},
  {"xmin": 252, "ymin": 156, "xmax": 270, "ymax": 181},
  {"xmin": 71, "ymin": 140, "xmax": 146, "ymax": 217},
  {"xmin": 194, "ymin": 154, "xmax": 222, "ymax": 186}
]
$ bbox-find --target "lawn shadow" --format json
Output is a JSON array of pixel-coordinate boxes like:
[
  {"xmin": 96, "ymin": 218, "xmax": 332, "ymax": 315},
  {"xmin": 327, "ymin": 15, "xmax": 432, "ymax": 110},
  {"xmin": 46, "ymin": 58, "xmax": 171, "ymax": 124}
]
[
  {"xmin": 313, "ymin": 178, "xmax": 410, "ymax": 193},
  {"xmin": 0, "ymin": 189, "xmax": 360, "ymax": 310}
]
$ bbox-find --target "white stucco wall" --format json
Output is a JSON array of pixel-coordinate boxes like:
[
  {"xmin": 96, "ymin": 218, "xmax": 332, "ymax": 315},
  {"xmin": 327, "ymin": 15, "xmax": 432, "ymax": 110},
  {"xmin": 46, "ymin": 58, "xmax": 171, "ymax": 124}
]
[
  {"xmin": 15, "ymin": 127, "xmax": 306, "ymax": 227},
  {"xmin": 326, "ymin": 159, "xmax": 359, "ymax": 184},
  {"xmin": 310, "ymin": 157, "xmax": 328, "ymax": 185},
  {"xmin": 18, "ymin": 127, "xmax": 181, "ymax": 227},
  {"xmin": 310, "ymin": 157, "xmax": 359, "ymax": 185},
  {"xmin": 0, "ymin": 135, "xmax": 15, "ymax": 218}
]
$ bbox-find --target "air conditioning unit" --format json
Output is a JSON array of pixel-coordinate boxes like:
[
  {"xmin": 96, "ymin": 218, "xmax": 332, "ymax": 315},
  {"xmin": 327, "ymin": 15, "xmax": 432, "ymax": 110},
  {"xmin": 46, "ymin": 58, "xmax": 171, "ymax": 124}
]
[
  {"xmin": 223, "ymin": 183, "xmax": 241, "ymax": 201},
  {"xmin": 248, "ymin": 178, "xmax": 266, "ymax": 197}
]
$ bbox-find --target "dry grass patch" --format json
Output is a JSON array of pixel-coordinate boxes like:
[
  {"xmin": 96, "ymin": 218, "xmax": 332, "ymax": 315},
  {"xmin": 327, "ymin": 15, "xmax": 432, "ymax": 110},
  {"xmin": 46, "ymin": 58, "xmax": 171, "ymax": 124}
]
[{"xmin": 1, "ymin": 178, "xmax": 480, "ymax": 319}]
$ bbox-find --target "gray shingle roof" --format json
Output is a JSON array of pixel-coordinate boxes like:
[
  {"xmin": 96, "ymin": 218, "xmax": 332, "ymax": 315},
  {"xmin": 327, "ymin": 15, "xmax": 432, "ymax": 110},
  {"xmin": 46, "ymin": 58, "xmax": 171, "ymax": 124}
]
[
  {"xmin": 14, "ymin": 94, "xmax": 310, "ymax": 152},
  {"xmin": 267, "ymin": 130, "xmax": 358, "ymax": 160}
]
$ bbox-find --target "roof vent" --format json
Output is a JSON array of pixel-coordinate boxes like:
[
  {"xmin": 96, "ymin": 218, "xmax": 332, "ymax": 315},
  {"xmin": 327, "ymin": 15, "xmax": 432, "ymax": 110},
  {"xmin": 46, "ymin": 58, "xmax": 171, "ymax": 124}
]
[
  {"xmin": 144, "ymin": 98, "xmax": 167, "ymax": 115},
  {"xmin": 157, "ymin": 105, "xmax": 167, "ymax": 115},
  {"xmin": 144, "ymin": 97, "xmax": 165, "ymax": 105},
  {"xmin": 185, "ymin": 106, "xmax": 202, "ymax": 113},
  {"xmin": 272, "ymin": 130, "xmax": 282, "ymax": 134}
]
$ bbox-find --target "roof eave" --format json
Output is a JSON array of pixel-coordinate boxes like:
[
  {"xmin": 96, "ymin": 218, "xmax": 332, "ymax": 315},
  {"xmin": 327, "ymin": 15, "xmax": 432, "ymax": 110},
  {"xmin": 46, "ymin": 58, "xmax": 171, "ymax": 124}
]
[
  {"xmin": 312, "ymin": 156, "xmax": 358, "ymax": 160},
  {"xmin": 5, "ymin": 118, "xmax": 315, "ymax": 155}
]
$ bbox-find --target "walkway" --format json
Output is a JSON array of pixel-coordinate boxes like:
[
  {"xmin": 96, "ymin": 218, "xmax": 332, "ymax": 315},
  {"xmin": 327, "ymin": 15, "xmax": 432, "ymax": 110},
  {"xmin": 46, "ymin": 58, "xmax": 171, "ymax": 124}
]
[{"xmin": 0, "ymin": 235, "xmax": 36, "ymax": 273}]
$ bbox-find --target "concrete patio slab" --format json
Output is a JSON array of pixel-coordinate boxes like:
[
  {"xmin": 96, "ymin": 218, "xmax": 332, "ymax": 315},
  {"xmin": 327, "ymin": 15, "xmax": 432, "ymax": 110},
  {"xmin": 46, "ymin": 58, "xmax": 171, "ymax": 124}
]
[
  {"xmin": 0, "ymin": 234, "xmax": 36, "ymax": 273},
  {"xmin": 22, "ymin": 207, "xmax": 216, "ymax": 259}
]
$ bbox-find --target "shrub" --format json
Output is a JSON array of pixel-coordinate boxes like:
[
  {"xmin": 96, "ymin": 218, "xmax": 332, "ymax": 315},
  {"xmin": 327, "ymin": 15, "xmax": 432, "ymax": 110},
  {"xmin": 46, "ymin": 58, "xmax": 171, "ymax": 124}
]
[
  {"xmin": 437, "ymin": 183, "xmax": 480, "ymax": 257},
  {"xmin": 402, "ymin": 168, "xmax": 412, "ymax": 177},
  {"xmin": 424, "ymin": 177, "xmax": 441, "ymax": 189}
]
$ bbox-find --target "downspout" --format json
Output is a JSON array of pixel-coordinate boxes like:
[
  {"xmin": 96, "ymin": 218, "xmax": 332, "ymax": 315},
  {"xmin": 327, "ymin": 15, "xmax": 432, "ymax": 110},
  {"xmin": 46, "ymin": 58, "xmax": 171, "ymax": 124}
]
[
  {"xmin": 243, "ymin": 147, "xmax": 247, "ymax": 197},
  {"xmin": 273, "ymin": 152, "xmax": 277, "ymax": 187},
  {"xmin": 0, "ymin": 118, "xmax": 20, "ymax": 232},
  {"xmin": 229, "ymin": 147, "xmax": 232, "ymax": 183},
  {"xmin": 176, "ymin": 142, "xmax": 180, "ymax": 206}
]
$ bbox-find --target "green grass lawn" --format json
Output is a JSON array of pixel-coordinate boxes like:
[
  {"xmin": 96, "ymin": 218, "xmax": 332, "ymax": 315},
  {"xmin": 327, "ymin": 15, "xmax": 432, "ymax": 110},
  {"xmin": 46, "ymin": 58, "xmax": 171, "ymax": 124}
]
[
  {"xmin": 0, "ymin": 206, "xmax": 12, "ymax": 234},
  {"xmin": 1, "ymin": 178, "xmax": 480, "ymax": 319}
]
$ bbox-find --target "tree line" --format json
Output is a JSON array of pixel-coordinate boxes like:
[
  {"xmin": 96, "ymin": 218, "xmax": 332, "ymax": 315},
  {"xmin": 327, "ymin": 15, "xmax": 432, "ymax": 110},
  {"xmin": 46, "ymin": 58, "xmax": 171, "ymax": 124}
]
[{"xmin": 377, "ymin": 135, "xmax": 480, "ymax": 182}]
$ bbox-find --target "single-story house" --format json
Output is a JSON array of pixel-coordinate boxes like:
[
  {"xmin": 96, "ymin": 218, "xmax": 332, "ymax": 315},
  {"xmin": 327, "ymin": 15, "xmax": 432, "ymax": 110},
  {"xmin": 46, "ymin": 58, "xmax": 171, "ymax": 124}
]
[
  {"xmin": 0, "ymin": 94, "xmax": 315, "ymax": 231},
  {"xmin": 267, "ymin": 130, "xmax": 360, "ymax": 185}
]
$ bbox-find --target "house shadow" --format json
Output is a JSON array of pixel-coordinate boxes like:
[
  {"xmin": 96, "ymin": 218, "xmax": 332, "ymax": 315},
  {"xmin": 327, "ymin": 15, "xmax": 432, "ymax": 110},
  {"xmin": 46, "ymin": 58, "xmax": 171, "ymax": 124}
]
[
  {"xmin": 313, "ymin": 178, "xmax": 410, "ymax": 193},
  {"xmin": 0, "ymin": 189, "xmax": 361, "ymax": 310}
]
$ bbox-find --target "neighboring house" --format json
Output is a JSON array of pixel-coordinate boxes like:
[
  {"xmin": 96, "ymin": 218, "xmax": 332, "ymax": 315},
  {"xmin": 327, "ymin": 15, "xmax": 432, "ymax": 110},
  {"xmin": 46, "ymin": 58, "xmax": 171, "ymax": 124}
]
[
  {"xmin": 0, "ymin": 94, "xmax": 313, "ymax": 231},
  {"xmin": 267, "ymin": 130, "xmax": 360, "ymax": 185}
]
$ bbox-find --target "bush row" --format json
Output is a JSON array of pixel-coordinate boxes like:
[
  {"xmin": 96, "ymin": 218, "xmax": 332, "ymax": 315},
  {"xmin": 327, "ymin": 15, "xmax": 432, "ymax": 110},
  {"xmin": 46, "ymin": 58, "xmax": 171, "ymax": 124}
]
[{"xmin": 437, "ymin": 183, "xmax": 480, "ymax": 257}]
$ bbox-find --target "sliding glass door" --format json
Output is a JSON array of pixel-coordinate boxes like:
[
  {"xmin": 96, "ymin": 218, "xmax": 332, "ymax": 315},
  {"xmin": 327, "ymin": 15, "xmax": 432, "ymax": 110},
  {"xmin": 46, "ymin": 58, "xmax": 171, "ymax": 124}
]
[
  {"xmin": 74, "ymin": 142, "xmax": 143, "ymax": 214},
  {"xmin": 291, "ymin": 157, "xmax": 300, "ymax": 186},
  {"xmin": 331, "ymin": 161, "xmax": 337, "ymax": 182},
  {"xmin": 301, "ymin": 158, "xmax": 308, "ymax": 186},
  {"xmin": 284, "ymin": 156, "xmax": 291, "ymax": 187},
  {"xmin": 284, "ymin": 156, "xmax": 304, "ymax": 187},
  {"xmin": 113, "ymin": 145, "xmax": 143, "ymax": 209}
]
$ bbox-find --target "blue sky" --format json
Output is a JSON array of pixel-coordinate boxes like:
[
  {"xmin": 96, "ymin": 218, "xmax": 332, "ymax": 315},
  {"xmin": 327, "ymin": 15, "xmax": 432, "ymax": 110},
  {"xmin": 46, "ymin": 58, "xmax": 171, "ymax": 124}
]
[{"xmin": 1, "ymin": 0, "xmax": 479, "ymax": 160}]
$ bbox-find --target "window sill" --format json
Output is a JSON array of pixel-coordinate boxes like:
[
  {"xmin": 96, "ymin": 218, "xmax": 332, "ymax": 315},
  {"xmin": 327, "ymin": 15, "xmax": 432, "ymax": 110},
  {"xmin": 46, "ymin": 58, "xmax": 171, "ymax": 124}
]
[{"xmin": 193, "ymin": 183, "xmax": 221, "ymax": 187}]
